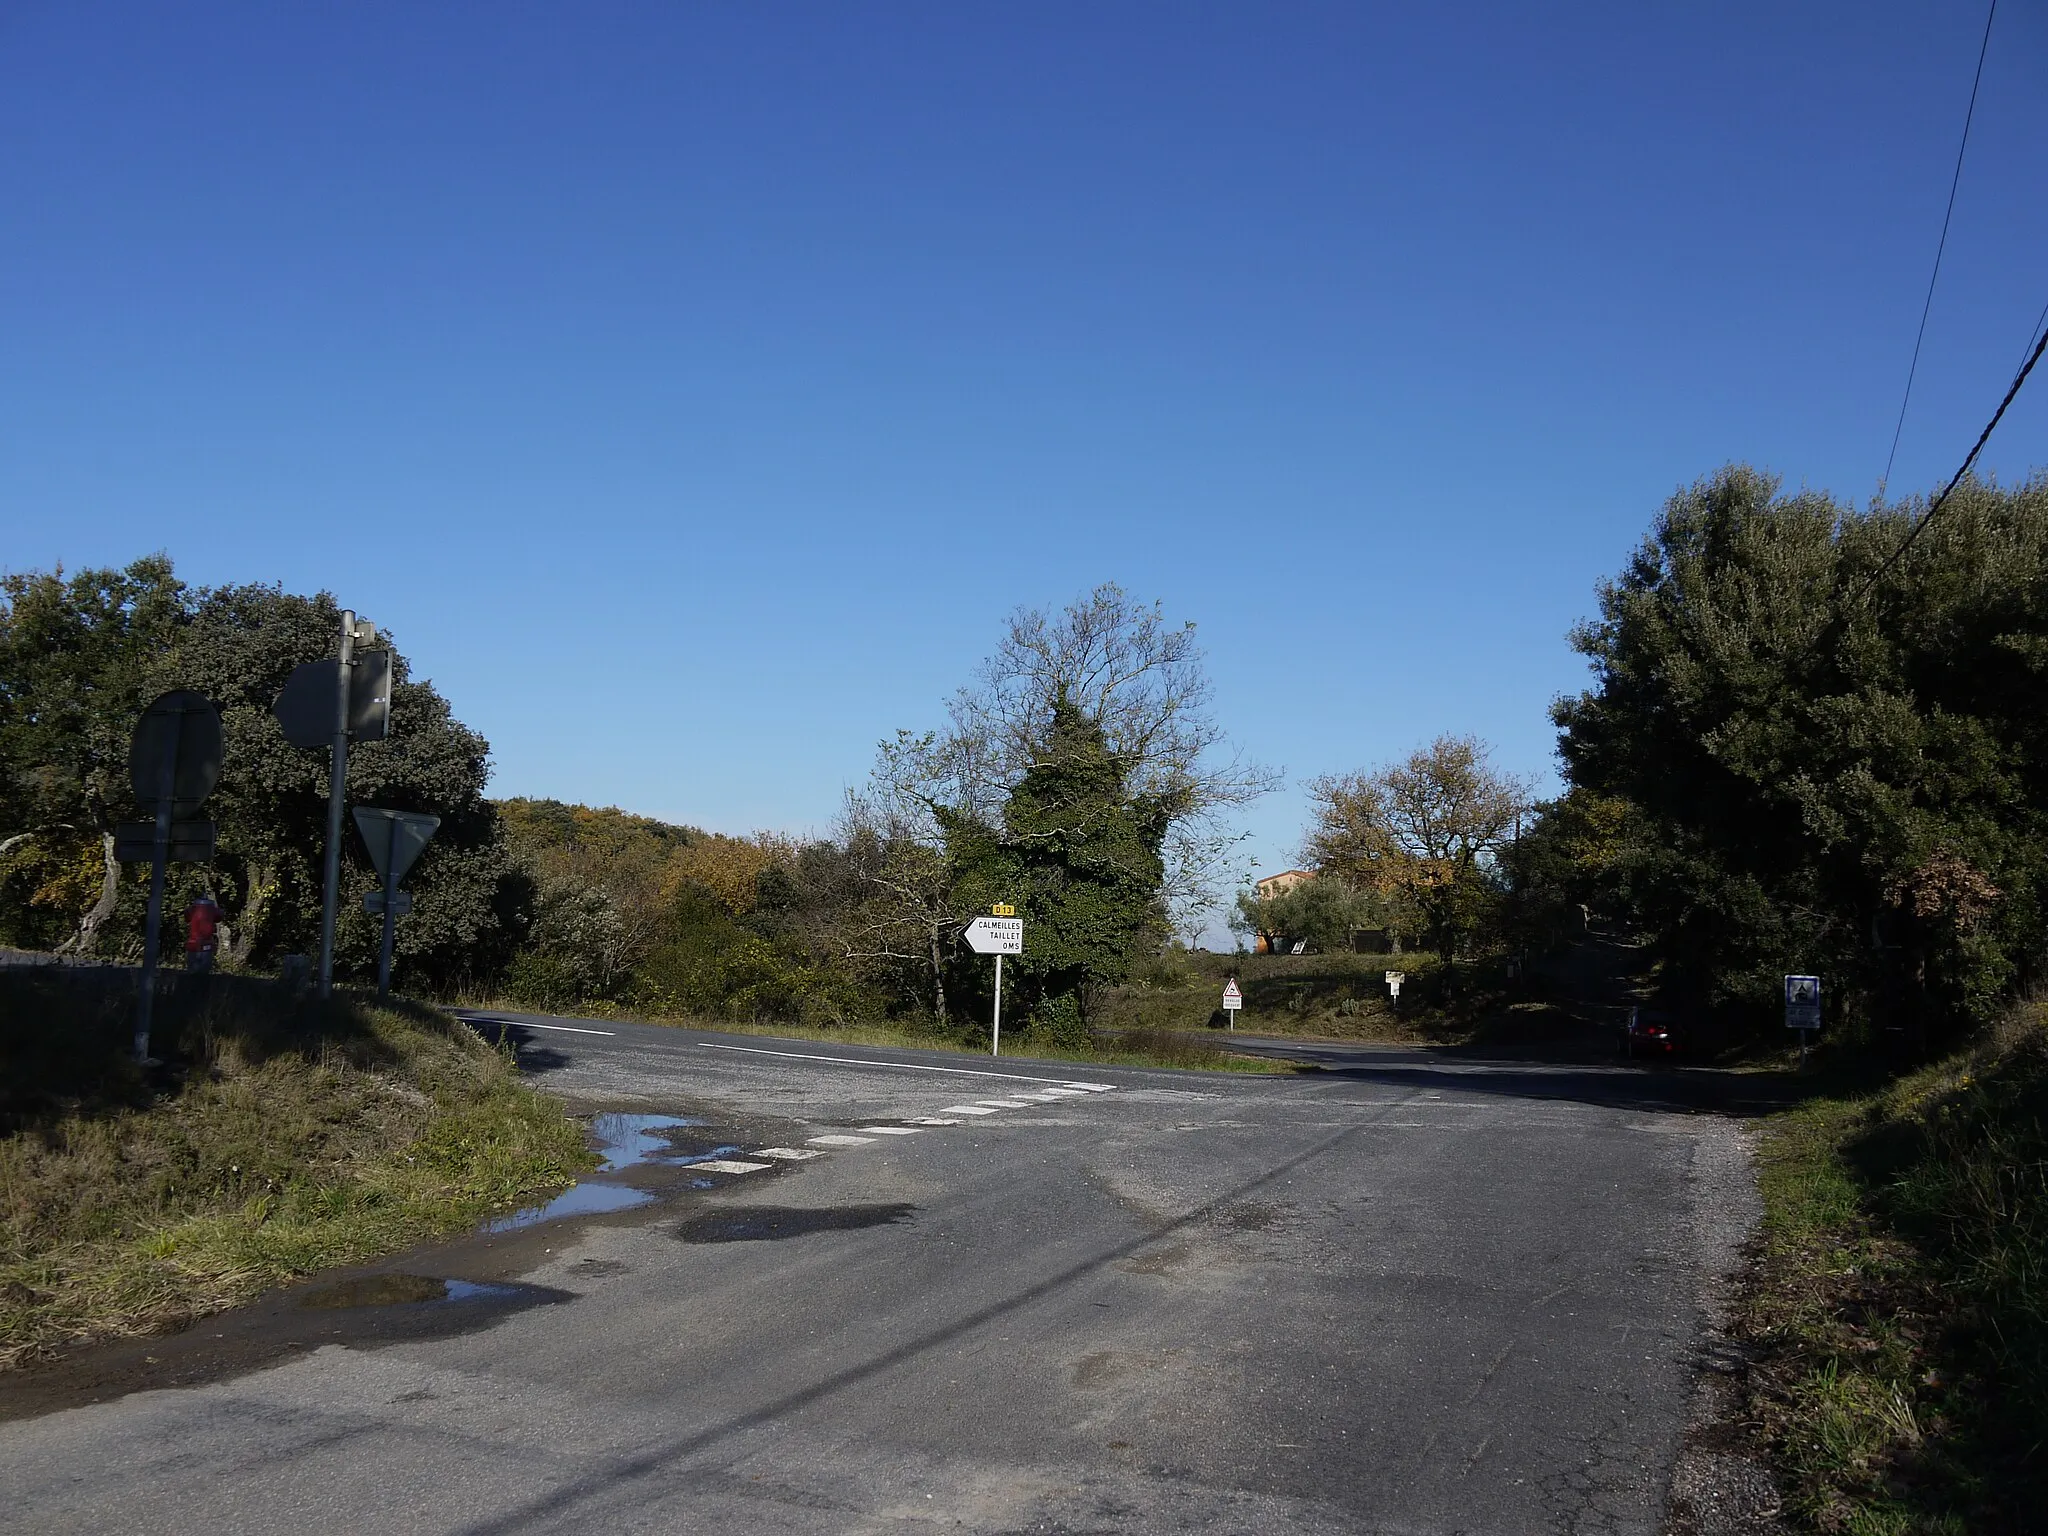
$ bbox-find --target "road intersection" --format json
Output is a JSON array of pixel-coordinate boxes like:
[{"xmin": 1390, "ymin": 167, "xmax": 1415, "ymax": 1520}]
[{"xmin": 0, "ymin": 1011, "xmax": 1761, "ymax": 1534}]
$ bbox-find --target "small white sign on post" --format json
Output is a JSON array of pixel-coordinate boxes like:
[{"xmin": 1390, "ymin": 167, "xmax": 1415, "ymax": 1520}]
[
  {"xmin": 1221, "ymin": 979, "xmax": 1242, "ymax": 1031},
  {"xmin": 964, "ymin": 908, "xmax": 1024, "ymax": 1056},
  {"xmin": 1386, "ymin": 969, "xmax": 1406, "ymax": 1000},
  {"xmin": 964, "ymin": 917, "xmax": 1023, "ymax": 954}
]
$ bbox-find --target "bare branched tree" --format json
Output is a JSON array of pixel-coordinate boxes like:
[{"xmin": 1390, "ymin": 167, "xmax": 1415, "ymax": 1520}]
[
  {"xmin": 830, "ymin": 736, "xmax": 987, "ymax": 1026},
  {"xmin": 939, "ymin": 583, "xmax": 1278, "ymax": 923}
]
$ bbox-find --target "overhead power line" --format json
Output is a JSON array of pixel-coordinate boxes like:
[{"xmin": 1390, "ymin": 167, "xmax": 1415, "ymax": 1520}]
[
  {"xmin": 1877, "ymin": 0, "xmax": 1998, "ymax": 499},
  {"xmin": 1845, "ymin": 316, "xmax": 2048, "ymax": 613}
]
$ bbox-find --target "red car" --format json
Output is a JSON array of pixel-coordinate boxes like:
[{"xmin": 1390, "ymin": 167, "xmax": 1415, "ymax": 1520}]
[{"xmin": 1623, "ymin": 1008, "xmax": 1683, "ymax": 1058}]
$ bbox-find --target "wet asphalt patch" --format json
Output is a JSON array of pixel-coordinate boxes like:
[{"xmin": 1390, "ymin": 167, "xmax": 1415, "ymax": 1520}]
[
  {"xmin": 675, "ymin": 1203, "xmax": 920, "ymax": 1243},
  {"xmin": 0, "ymin": 1270, "xmax": 573, "ymax": 1423},
  {"xmin": 0, "ymin": 1103, "xmax": 809, "ymax": 1422}
]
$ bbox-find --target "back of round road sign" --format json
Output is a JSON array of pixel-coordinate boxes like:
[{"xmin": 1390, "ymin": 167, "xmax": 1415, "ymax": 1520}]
[{"xmin": 128, "ymin": 691, "xmax": 223, "ymax": 812}]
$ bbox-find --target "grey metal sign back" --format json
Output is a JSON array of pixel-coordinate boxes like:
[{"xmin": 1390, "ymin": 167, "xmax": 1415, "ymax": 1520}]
[
  {"xmin": 274, "ymin": 651, "xmax": 392, "ymax": 750},
  {"xmin": 128, "ymin": 691, "xmax": 223, "ymax": 812},
  {"xmin": 353, "ymin": 806, "xmax": 440, "ymax": 883},
  {"xmin": 351, "ymin": 650, "xmax": 392, "ymax": 741}
]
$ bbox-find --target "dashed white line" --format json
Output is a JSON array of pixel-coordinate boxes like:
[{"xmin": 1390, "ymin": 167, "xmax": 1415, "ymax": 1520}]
[
  {"xmin": 699, "ymin": 1041, "xmax": 1112, "ymax": 1091},
  {"xmin": 975, "ymin": 1099, "xmax": 1034, "ymax": 1109},
  {"xmin": 939, "ymin": 1105, "xmax": 1002, "ymax": 1116},
  {"xmin": 692, "ymin": 1159, "xmax": 770, "ymax": 1174},
  {"xmin": 908, "ymin": 1117, "xmax": 962, "ymax": 1126},
  {"xmin": 857, "ymin": 1126, "xmax": 922, "ymax": 1136},
  {"xmin": 807, "ymin": 1134, "xmax": 877, "ymax": 1147},
  {"xmin": 755, "ymin": 1147, "xmax": 823, "ymax": 1160}
]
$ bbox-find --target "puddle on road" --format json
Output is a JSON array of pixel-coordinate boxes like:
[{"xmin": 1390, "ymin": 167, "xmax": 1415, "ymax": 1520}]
[
  {"xmin": 676, "ymin": 1203, "xmax": 918, "ymax": 1243},
  {"xmin": 482, "ymin": 1115, "xmax": 747, "ymax": 1234},
  {"xmin": 591, "ymin": 1112, "xmax": 703, "ymax": 1171},
  {"xmin": 298, "ymin": 1274, "xmax": 522, "ymax": 1309},
  {"xmin": 486, "ymin": 1182, "xmax": 658, "ymax": 1233}
]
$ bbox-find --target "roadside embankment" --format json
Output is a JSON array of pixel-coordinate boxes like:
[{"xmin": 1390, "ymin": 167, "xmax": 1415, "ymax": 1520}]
[
  {"xmin": 0, "ymin": 970, "xmax": 591, "ymax": 1370},
  {"xmin": 1724, "ymin": 1009, "xmax": 2048, "ymax": 1532}
]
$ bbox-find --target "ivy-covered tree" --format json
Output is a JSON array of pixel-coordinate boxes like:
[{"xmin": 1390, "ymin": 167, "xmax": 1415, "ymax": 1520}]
[{"xmin": 943, "ymin": 697, "xmax": 1173, "ymax": 1033}]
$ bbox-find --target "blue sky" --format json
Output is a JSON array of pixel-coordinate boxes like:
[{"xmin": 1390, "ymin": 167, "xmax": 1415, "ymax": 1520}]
[{"xmin": 4, "ymin": 2, "xmax": 2045, "ymax": 927}]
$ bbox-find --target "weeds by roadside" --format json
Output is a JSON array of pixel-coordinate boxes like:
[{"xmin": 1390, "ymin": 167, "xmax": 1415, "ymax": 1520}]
[
  {"xmin": 1728, "ymin": 1008, "xmax": 2048, "ymax": 1533},
  {"xmin": 0, "ymin": 970, "xmax": 591, "ymax": 1370}
]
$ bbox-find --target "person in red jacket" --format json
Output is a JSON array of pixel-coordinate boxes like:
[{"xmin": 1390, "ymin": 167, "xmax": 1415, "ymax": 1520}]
[{"xmin": 185, "ymin": 893, "xmax": 221, "ymax": 974}]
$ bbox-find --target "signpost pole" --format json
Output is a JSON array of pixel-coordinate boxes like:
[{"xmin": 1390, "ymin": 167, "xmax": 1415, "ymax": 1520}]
[
  {"xmin": 991, "ymin": 952, "xmax": 1003, "ymax": 1057},
  {"xmin": 134, "ymin": 721, "xmax": 178, "ymax": 1063},
  {"xmin": 376, "ymin": 847, "xmax": 398, "ymax": 1000},
  {"xmin": 317, "ymin": 610, "xmax": 357, "ymax": 999}
]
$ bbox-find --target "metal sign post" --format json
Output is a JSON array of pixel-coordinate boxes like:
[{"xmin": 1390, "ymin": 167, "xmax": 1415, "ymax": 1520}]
[
  {"xmin": 1386, "ymin": 970, "xmax": 1406, "ymax": 1009},
  {"xmin": 1221, "ymin": 978, "xmax": 1243, "ymax": 1030},
  {"xmin": 964, "ymin": 905, "xmax": 1024, "ymax": 1056},
  {"xmin": 352, "ymin": 807, "xmax": 440, "ymax": 999},
  {"xmin": 1785, "ymin": 974, "xmax": 1822, "ymax": 1068},
  {"xmin": 275, "ymin": 611, "xmax": 387, "ymax": 998},
  {"xmin": 125, "ymin": 691, "xmax": 223, "ymax": 1062}
]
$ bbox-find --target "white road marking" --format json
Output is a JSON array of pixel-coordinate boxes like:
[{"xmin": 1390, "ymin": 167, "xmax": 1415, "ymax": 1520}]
[
  {"xmin": 807, "ymin": 1134, "xmax": 877, "ymax": 1147},
  {"xmin": 857, "ymin": 1126, "xmax": 921, "ymax": 1135},
  {"xmin": 755, "ymin": 1147, "xmax": 823, "ymax": 1160},
  {"xmin": 975, "ymin": 1099, "xmax": 1033, "ymax": 1109},
  {"xmin": 700, "ymin": 1042, "xmax": 1113, "ymax": 1090},
  {"xmin": 691, "ymin": 1159, "xmax": 771, "ymax": 1174},
  {"xmin": 474, "ymin": 1019, "xmax": 618, "ymax": 1037},
  {"xmin": 908, "ymin": 1117, "xmax": 962, "ymax": 1126},
  {"xmin": 939, "ymin": 1105, "xmax": 1002, "ymax": 1116}
]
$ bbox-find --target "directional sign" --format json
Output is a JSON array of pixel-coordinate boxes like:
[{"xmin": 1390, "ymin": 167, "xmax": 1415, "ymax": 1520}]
[
  {"xmin": 964, "ymin": 916, "xmax": 1023, "ymax": 954},
  {"xmin": 129, "ymin": 691, "xmax": 222, "ymax": 813},
  {"xmin": 1221, "ymin": 979, "xmax": 1243, "ymax": 1012},
  {"xmin": 363, "ymin": 890, "xmax": 415, "ymax": 917},
  {"xmin": 353, "ymin": 807, "xmax": 440, "ymax": 883},
  {"xmin": 1386, "ymin": 969, "xmax": 1406, "ymax": 999},
  {"xmin": 273, "ymin": 652, "xmax": 393, "ymax": 750},
  {"xmin": 114, "ymin": 820, "xmax": 216, "ymax": 864},
  {"xmin": 1785, "ymin": 975, "xmax": 1822, "ymax": 1031}
]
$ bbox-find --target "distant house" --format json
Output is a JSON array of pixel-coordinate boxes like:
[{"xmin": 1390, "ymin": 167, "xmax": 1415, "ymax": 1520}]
[
  {"xmin": 1250, "ymin": 869, "xmax": 1316, "ymax": 953},
  {"xmin": 1255, "ymin": 869, "xmax": 1316, "ymax": 901}
]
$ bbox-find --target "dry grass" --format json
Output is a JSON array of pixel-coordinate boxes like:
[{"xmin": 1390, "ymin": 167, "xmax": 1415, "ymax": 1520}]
[
  {"xmin": 0, "ymin": 971, "xmax": 591, "ymax": 1370},
  {"xmin": 1728, "ymin": 1008, "xmax": 2048, "ymax": 1533}
]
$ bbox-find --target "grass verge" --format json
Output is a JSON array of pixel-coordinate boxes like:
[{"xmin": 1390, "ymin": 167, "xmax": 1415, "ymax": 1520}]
[
  {"xmin": 1727, "ymin": 1009, "xmax": 2047, "ymax": 1533},
  {"xmin": 0, "ymin": 969, "xmax": 592, "ymax": 1371}
]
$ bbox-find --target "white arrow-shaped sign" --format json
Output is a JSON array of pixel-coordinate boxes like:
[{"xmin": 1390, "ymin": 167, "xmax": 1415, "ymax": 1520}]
[{"xmin": 964, "ymin": 916, "xmax": 1023, "ymax": 954}]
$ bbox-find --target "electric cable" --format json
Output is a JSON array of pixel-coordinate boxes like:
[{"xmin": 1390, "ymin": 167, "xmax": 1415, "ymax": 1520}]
[
  {"xmin": 1877, "ymin": 0, "xmax": 1997, "ymax": 499},
  {"xmin": 1844, "ymin": 317, "xmax": 2048, "ymax": 614}
]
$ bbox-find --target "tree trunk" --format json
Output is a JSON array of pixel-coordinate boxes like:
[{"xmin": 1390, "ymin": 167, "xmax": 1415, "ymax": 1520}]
[
  {"xmin": 59, "ymin": 833, "xmax": 120, "ymax": 954},
  {"xmin": 223, "ymin": 863, "xmax": 277, "ymax": 968},
  {"xmin": 929, "ymin": 926, "xmax": 946, "ymax": 1028}
]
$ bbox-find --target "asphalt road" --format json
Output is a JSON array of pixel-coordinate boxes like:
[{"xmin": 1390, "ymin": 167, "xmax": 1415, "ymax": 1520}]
[{"xmin": 0, "ymin": 1012, "xmax": 1762, "ymax": 1534}]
